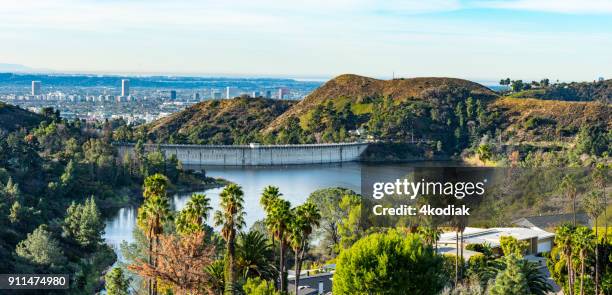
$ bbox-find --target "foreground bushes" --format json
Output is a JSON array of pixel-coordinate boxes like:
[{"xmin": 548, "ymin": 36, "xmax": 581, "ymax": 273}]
[{"xmin": 333, "ymin": 230, "xmax": 446, "ymax": 294}]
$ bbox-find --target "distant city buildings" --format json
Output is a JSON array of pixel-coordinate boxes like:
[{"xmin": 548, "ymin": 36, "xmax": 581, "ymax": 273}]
[
  {"xmin": 121, "ymin": 79, "xmax": 130, "ymax": 96},
  {"xmin": 598, "ymin": 77, "xmax": 605, "ymax": 82},
  {"xmin": 0, "ymin": 76, "xmax": 317, "ymax": 125},
  {"xmin": 278, "ymin": 87, "xmax": 289, "ymax": 99},
  {"xmin": 31, "ymin": 81, "xmax": 41, "ymax": 96}
]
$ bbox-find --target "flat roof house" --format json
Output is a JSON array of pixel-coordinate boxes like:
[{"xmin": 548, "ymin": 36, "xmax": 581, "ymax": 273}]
[{"xmin": 438, "ymin": 227, "xmax": 555, "ymax": 256}]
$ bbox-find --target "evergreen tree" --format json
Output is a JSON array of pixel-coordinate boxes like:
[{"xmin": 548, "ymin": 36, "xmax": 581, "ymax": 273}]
[
  {"xmin": 105, "ymin": 267, "xmax": 130, "ymax": 295},
  {"xmin": 62, "ymin": 196, "xmax": 105, "ymax": 249},
  {"xmin": 16, "ymin": 224, "xmax": 66, "ymax": 266},
  {"xmin": 490, "ymin": 254, "xmax": 530, "ymax": 295},
  {"xmin": 60, "ymin": 159, "xmax": 76, "ymax": 189},
  {"xmin": 465, "ymin": 97, "xmax": 474, "ymax": 119}
]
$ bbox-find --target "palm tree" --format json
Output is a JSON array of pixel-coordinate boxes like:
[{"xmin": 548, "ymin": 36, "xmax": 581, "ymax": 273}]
[
  {"xmin": 143, "ymin": 173, "xmax": 169, "ymax": 200},
  {"xmin": 176, "ymin": 193, "xmax": 212, "ymax": 235},
  {"xmin": 214, "ymin": 184, "xmax": 246, "ymax": 295},
  {"xmin": 555, "ymin": 224, "xmax": 576, "ymax": 295},
  {"xmin": 592, "ymin": 164, "xmax": 608, "ymax": 243},
  {"xmin": 290, "ymin": 202, "xmax": 321, "ymax": 295},
  {"xmin": 519, "ymin": 260, "xmax": 554, "ymax": 295},
  {"xmin": 264, "ymin": 197, "xmax": 292, "ymax": 293},
  {"xmin": 260, "ymin": 186, "xmax": 282, "ymax": 212},
  {"xmin": 260, "ymin": 186, "xmax": 282, "ymax": 259},
  {"xmin": 584, "ymin": 190, "xmax": 604, "ymax": 294},
  {"xmin": 205, "ymin": 260, "xmax": 225, "ymax": 295},
  {"xmin": 236, "ymin": 231, "xmax": 277, "ymax": 280},
  {"xmin": 452, "ymin": 217, "xmax": 467, "ymax": 284},
  {"xmin": 573, "ymin": 226, "xmax": 595, "ymax": 295},
  {"xmin": 561, "ymin": 175, "xmax": 578, "ymax": 226},
  {"xmin": 137, "ymin": 174, "xmax": 172, "ymax": 295}
]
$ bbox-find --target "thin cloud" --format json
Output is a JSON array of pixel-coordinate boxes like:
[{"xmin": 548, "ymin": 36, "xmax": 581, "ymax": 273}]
[{"xmin": 472, "ymin": 0, "xmax": 612, "ymax": 14}]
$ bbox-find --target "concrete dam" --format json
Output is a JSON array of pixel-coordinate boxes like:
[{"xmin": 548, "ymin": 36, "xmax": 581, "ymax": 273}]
[{"xmin": 116, "ymin": 142, "xmax": 369, "ymax": 166}]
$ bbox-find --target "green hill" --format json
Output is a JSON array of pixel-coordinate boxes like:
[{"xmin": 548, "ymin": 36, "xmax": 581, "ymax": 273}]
[
  {"xmin": 143, "ymin": 96, "xmax": 295, "ymax": 145},
  {"xmin": 0, "ymin": 102, "xmax": 43, "ymax": 132},
  {"xmin": 264, "ymin": 74, "xmax": 498, "ymax": 133}
]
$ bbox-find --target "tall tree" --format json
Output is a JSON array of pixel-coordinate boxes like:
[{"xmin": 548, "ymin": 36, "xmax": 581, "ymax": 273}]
[
  {"xmin": 214, "ymin": 184, "xmax": 246, "ymax": 295},
  {"xmin": 137, "ymin": 174, "xmax": 173, "ymax": 295},
  {"xmin": 592, "ymin": 164, "xmax": 608, "ymax": 243},
  {"xmin": 260, "ymin": 186, "xmax": 282, "ymax": 251},
  {"xmin": 560, "ymin": 175, "xmax": 578, "ymax": 226},
  {"xmin": 289, "ymin": 202, "xmax": 321, "ymax": 295},
  {"xmin": 584, "ymin": 190, "xmax": 605, "ymax": 294},
  {"xmin": 264, "ymin": 197, "xmax": 292, "ymax": 293},
  {"xmin": 62, "ymin": 196, "xmax": 105, "ymax": 249},
  {"xmin": 555, "ymin": 224, "xmax": 576, "ymax": 295},
  {"xmin": 573, "ymin": 226, "xmax": 595, "ymax": 295}
]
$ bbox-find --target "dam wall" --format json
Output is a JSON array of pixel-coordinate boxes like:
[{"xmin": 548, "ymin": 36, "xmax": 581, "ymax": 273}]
[{"xmin": 115, "ymin": 142, "xmax": 369, "ymax": 166}]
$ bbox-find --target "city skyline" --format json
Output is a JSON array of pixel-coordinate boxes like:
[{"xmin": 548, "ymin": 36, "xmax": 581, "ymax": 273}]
[{"xmin": 1, "ymin": 0, "xmax": 612, "ymax": 82}]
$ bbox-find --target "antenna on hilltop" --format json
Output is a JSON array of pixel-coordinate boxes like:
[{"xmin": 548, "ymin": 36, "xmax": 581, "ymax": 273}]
[{"xmin": 392, "ymin": 71, "xmax": 395, "ymax": 80}]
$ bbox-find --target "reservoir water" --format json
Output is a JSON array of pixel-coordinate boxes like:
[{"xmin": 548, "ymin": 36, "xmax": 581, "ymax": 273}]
[{"xmin": 103, "ymin": 162, "xmax": 452, "ymax": 256}]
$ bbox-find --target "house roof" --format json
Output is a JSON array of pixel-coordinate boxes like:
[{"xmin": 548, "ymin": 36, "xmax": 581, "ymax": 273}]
[
  {"xmin": 513, "ymin": 213, "xmax": 591, "ymax": 230},
  {"xmin": 289, "ymin": 272, "xmax": 333, "ymax": 295},
  {"xmin": 438, "ymin": 227, "xmax": 554, "ymax": 248}
]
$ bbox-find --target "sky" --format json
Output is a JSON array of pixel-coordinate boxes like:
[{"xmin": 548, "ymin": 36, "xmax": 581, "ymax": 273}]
[{"xmin": 1, "ymin": 0, "xmax": 611, "ymax": 82}]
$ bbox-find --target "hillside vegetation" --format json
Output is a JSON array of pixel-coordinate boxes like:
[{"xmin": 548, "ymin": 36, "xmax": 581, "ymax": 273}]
[
  {"xmin": 487, "ymin": 97, "xmax": 610, "ymax": 143},
  {"xmin": 138, "ymin": 74, "xmax": 609, "ymax": 161},
  {"xmin": 509, "ymin": 79, "xmax": 612, "ymax": 102},
  {"xmin": 143, "ymin": 97, "xmax": 295, "ymax": 145},
  {"xmin": 265, "ymin": 74, "xmax": 497, "ymax": 133},
  {"xmin": 0, "ymin": 102, "xmax": 43, "ymax": 132}
]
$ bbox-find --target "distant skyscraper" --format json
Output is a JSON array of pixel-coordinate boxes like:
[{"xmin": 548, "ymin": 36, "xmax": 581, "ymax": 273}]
[
  {"xmin": 193, "ymin": 92, "xmax": 200, "ymax": 100},
  {"xmin": 31, "ymin": 81, "xmax": 41, "ymax": 96},
  {"xmin": 212, "ymin": 91, "xmax": 222, "ymax": 99},
  {"xmin": 121, "ymin": 79, "xmax": 130, "ymax": 96},
  {"xmin": 265, "ymin": 90, "xmax": 272, "ymax": 98},
  {"xmin": 170, "ymin": 90, "xmax": 177, "ymax": 100},
  {"xmin": 278, "ymin": 87, "xmax": 289, "ymax": 99},
  {"xmin": 226, "ymin": 87, "xmax": 231, "ymax": 99},
  {"xmin": 252, "ymin": 91, "xmax": 260, "ymax": 98}
]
